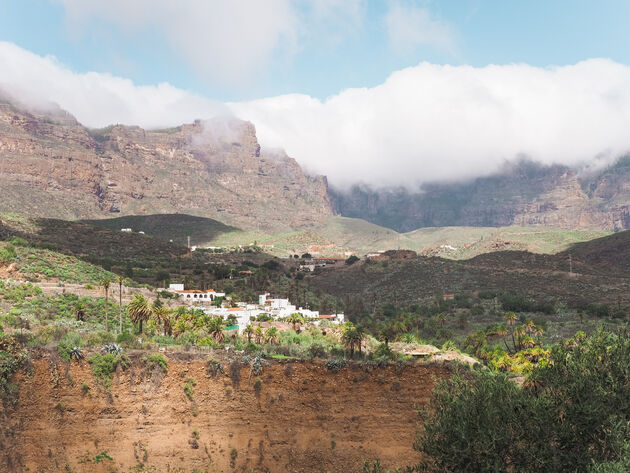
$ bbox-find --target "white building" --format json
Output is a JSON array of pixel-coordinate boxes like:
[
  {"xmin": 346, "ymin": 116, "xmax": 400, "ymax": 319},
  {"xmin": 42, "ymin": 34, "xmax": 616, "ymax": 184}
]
[{"xmin": 174, "ymin": 289, "xmax": 226, "ymax": 302}]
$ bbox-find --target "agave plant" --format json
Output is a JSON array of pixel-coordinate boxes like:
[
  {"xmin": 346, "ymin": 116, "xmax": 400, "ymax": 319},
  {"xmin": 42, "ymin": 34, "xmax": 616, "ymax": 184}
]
[
  {"xmin": 103, "ymin": 343, "xmax": 123, "ymax": 355},
  {"xmin": 251, "ymin": 354, "xmax": 265, "ymax": 376},
  {"xmin": 70, "ymin": 346, "xmax": 83, "ymax": 360}
]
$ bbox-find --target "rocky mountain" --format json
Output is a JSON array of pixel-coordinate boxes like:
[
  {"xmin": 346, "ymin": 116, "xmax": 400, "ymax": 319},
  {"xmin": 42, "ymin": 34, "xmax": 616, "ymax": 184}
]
[
  {"xmin": 0, "ymin": 94, "xmax": 333, "ymax": 231},
  {"xmin": 330, "ymin": 159, "xmax": 630, "ymax": 232}
]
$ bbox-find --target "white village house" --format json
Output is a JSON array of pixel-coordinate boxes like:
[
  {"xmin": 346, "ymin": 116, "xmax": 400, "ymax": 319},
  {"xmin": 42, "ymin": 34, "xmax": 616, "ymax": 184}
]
[{"xmin": 166, "ymin": 286, "xmax": 344, "ymax": 333}]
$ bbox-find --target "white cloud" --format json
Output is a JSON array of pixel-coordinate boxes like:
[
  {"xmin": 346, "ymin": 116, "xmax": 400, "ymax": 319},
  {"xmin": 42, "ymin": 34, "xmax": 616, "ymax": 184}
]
[
  {"xmin": 2, "ymin": 42, "xmax": 630, "ymax": 189},
  {"xmin": 385, "ymin": 1, "xmax": 456, "ymax": 54},
  {"xmin": 232, "ymin": 60, "xmax": 630, "ymax": 187},
  {"xmin": 58, "ymin": 0, "xmax": 299, "ymax": 86},
  {"xmin": 56, "ymin": 0, "xmax": 366, "ymax": 86},
  {"xmin": 0, "ymin": 41, "xmax": 226, "ymax": 128}
]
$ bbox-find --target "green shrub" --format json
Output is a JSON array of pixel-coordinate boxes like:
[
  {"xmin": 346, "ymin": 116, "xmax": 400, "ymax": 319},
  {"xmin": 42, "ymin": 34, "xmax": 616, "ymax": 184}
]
[
  {"xmin": 184, "ymin": 377, "xmax": 196, "ymax": 401},
  {"xmin": 0, "ymin": 244, "xmax": 17, "ymax": 264},
  {"xmin": 143, "ymin": 353, "xmax": 168, "ymax": 373},
  {"xmin": 253, "ymin": 377, "xmax": 262, "ymax": 395},
  {"xmin": 87, "ymin": 353, "xmax": 127, "ymax": 388},
  {"xmin": 416, "ymin": 329, "xmax": 630, "ymax": 473},
  {"xmin": 9, "ymin": 237, "xmax": 28, "ymax": 247},
  {"xmin": 326, "ymin": 359, "xmax": 346, "ymax": 373}
]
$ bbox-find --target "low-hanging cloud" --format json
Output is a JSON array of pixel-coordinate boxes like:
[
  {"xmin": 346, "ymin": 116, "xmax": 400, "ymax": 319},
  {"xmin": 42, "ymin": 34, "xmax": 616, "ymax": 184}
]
[
  {"xmin": 2, "ymin": 41, "xmax": 630, "ymax": 189},
  {"xmin": 232, "ymin": 60, "xmax": 630, "ymax": 187},
  {"xmin": 0, "ymin": 41, "xmax": 226, "ymax": 128}
]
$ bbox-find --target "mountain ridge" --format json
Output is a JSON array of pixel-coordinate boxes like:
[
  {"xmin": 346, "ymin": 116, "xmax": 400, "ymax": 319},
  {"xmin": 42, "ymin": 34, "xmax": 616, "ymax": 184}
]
[
  {"xmin": 330, "ymin": 158, "xmax": 630, "ymax": 232},
  {"xmin": 0, "ymin": 95, "xmax": 334, "ymax": 231}
]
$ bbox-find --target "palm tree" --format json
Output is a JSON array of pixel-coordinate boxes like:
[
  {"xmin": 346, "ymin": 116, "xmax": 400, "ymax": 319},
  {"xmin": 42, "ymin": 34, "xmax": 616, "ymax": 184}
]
[
  {"xmin": 116, "ymin": 275, "xmax": 125, "ymax": 333},
  {"xmin": 286, "ymin": 313, "xmax": 305, "ymax": 332},
  {"xmin": 376, "ymin": 321, "xmax": 395, "ymax": 347},
  {"xmin": 101, "ymin": 277, "xmax": 111, "ymax": 332},
  {"xmin": 265, "ymin": 327, "xmax": 280, "ymax": 345},
  {"xmin": 254, "ymin": 325, "xmax": 264, "ymax": 344},
  {"xmin": 244, "ymin": 324, "xmax": 254, "ymax": 343},
  {"xmin": 152, "ymin": 300, "xmax": 172, "ymax": 336},
  {"xmin": 127, "ymin": 293, "xmax": 152, "ymax": 334},
  {"xmin": 75, "ymin": 301, "xmax": 86, "ymax": 322},
  {"xmin": 504, "ymin": 311, "xmax": 518, "ymax": 352},
  {"xmin": 342, "ymin": 322, "xmax": 362, "ymax": 357},
  {"xmin": 207, "ymin": 317, "xmax": 225, "ymax": 343},
  {"xmin": 505, "ymin": 311, "xmax": 518, "ymax": 327}
]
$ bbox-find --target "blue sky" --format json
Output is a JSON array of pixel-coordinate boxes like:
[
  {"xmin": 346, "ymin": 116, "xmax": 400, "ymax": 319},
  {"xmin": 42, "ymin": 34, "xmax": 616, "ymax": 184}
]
[{"xmin": 3, "ymin": 0, "xmax": 630, "ymax": 101}]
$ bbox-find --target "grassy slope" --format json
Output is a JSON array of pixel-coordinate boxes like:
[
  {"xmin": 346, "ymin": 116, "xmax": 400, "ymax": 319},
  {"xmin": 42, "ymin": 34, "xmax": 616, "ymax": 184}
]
[
  {"xmin": 203, "ymin": 215, "xmax": 611, "ymax": 259},
  {"xmin": 82, "ymin": 214, "xmax": 240, "ymax": 247}
]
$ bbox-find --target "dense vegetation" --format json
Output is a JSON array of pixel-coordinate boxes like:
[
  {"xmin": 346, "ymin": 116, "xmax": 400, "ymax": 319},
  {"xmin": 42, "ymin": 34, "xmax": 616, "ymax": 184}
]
[{"xmin": 415, "ymin": 329, "xmax": 630, "ymax": 473}]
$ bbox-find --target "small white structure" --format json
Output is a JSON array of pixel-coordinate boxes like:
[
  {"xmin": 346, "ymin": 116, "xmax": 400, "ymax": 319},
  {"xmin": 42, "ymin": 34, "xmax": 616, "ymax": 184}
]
[
  {"xmin": 121, "ymin": 228, "xmax": 132, "ymax": 233},
  {"xmin": 169, "ymin": 283, "xmax": 184, "ymax": 291}
]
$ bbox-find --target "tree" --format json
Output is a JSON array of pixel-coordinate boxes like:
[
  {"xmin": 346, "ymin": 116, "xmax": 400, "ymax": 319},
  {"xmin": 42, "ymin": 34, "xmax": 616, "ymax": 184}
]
[
  {"xmin": 376, "ymin": 321, "xmax": 395, "ymax": 347},
  {"xmin": 286, "ymin": 313, "xmax": 305, "ymax": 332},
  {"xmin": 345, "ymin": 255, "xmax": 359, "ymax": 265},
  {"xmin": 341, "ymin": 322, "xmax": 364, "ymax": 357},
  {"xmin": 116, "ymin": 275, "xmax": 125, "ymax": 333},
  {"xmin": 101, "ymin": 277, "xmax": 111, "ymax": 333},
  {"xmin": 152, "ymin": 299, "xmax": 172, "ymax": 336},
  {"xmin": 265, "ymin": 327, "xmax": 280, "ymax": 345},
  {"xmin": 206, "ymin": 317, "xmax": 225, "ymax": 343},
  {"xmin": 75, "ymin": 301, "xmax": 86, "ymax": 322},
  {"xmin": 254, "ymin": 325, "xmax": 264, "ymax": 344},
  {"xmin": 127, "ymin": 294, "xmax": 152, "ymax": 334},
  {"xmin": 244, "ymin": 324, "xmax": 254, "ymax": 343}
]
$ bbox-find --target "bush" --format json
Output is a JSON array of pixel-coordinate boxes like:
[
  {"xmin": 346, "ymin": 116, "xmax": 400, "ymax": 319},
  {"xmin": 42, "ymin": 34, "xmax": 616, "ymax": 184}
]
[
  {"xmin": 87, "ymin": 353, "xmax": 119, "ymax": 388},
  {"xmin": 184, "ymin": 377, "xmax": 196, "ymax": 401},
  {"xmin": 325, "ymin": 359, "xmax": 346, "ymax": 373},
  {"xmin": 143, "ymin": 353, "xmax": 168, "ymax": 373},
  {"xmin": 308, "ymin": 342, "xmax": 326, "ymax": 359},
  {"xmin": 9, "ymin": 237, "xmax": 28, "ymax": 247},
  {"xmin": 0, "ymin": 244, "xmax": 17, "ymax": 264},
  {"xmin": 416, "ymin": 329, "xmax": 630, "ymax": 473},
  {"xmin": 253, "ymin": 377, "xmax": 262, "ymax": 395},
  {"xmin": 345, "ymin": 255, "xmax": 360, "ymax": 265}
]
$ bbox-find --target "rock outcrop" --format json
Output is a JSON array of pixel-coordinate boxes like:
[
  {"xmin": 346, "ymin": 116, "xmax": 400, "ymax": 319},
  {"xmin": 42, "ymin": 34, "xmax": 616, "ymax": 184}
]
[
  {"xmin": 330, "ymin": 159, "xmax": 630, "ymax": 232},
  {"xmin": 0, "ymin": 97, "xmax": 334, "ymax": 231}
]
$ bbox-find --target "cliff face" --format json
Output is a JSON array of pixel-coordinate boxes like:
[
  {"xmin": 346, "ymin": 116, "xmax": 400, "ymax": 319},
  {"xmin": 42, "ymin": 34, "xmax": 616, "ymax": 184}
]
[
  {"xmin": 0, "ymin": 99, "xmax": 333, "ymax": 231},
  {"xmin": 331, "ymin": 160, "xmax": 630, "ymax": 232},
  {"xmin": 0, "ymin": 355, "xmax": 451, "ymax": 473}
]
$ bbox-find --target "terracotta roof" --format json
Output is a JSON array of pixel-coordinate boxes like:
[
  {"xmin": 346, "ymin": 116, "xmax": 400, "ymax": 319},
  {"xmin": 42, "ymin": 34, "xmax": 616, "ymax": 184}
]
[
  {"xmin": 228, "ymin": 307, "xmax": 244, "ymax": 311},
  {"xmin": 178, "ymin": 290, "xmax": 202, "ymax": 293},
  {"xmin": 318, "ymin": 314, "xmax": 334, "ymax": 319}
]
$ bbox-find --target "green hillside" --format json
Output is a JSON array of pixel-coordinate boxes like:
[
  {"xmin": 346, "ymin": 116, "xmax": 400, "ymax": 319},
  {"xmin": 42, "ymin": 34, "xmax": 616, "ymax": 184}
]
[
  {"xmin": 203, "ymin": 215, "xmax": 610, "ymax": 258},
  {"xmin": 82, "ymin": 214, "xmax": 240, "ymax": 247}
]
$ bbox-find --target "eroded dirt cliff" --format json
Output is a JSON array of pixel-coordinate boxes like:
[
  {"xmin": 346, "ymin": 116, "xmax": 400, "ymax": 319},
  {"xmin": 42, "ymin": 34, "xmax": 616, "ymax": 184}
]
[{"xmin": 1, "ymin": 353, "xmax": 452, "ymax": 473}]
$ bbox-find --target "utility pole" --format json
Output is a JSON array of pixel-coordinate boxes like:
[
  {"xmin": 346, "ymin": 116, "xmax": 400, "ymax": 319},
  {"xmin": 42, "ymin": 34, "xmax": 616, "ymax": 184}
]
[
  {"xmin": 569, "ymin": 253, "xmax": 573, "ymax": 276},
  {"xmin": 187, "ymin": 235, "xmax": 191, "ymax": 249}
]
